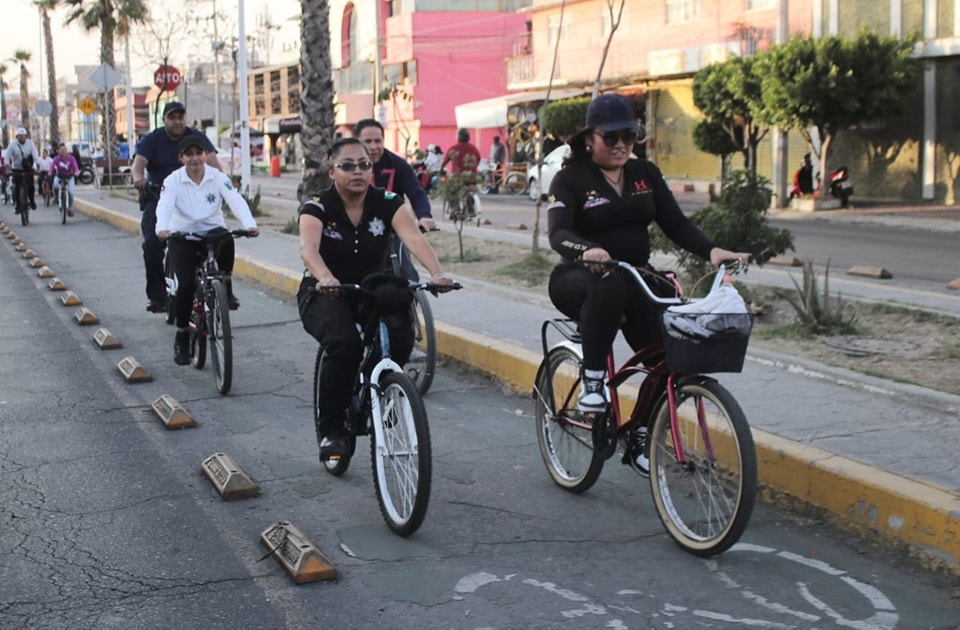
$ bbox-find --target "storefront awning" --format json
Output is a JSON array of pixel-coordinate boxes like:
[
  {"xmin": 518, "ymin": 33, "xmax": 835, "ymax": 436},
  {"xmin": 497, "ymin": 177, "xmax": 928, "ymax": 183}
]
[{"xmin": 454, "ymin": 88, "xmax": 587, "ymax": 129}]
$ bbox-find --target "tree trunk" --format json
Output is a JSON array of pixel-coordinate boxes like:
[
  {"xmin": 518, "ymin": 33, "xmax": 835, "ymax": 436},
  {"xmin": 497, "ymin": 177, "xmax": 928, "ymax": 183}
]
[
  {"xmin": 42, "ymin": 8, "xmax": 60, "ymax": 148},
  {"xmin": 299, "ymin": 0, "xmax": 335, "ymax": 198},
  {"xmin": 98, "ymin": 14, "xmax": 120, "ymax": 163},
  {"xmin": 19, "ymin": 65, "xmax": 29, "ymax": 128}
]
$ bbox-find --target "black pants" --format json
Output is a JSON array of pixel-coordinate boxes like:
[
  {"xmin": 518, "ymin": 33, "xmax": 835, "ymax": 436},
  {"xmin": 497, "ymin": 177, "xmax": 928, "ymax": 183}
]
[
  {"xmin": 297, "ymin": 278, "xmax": 414, "ymax": 437},
  {"xmin": 167, "ymin": 232, "xmax": 235, "ymax": 328},
  {"xmin": 11, "ymin": 170, "xmax": 35, "ymax": 209},
  {"xmin": 548, "ymin": 263, "xmax": 663, "ymax": 371},
  {"xmin": 139, "ymin": 187, "xmax": 167, "ymax": 303}
]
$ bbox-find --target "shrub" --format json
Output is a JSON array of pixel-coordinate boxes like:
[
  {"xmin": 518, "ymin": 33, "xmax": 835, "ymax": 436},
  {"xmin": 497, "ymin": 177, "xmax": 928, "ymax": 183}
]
[{"xmin": 779, "ymin": 258, "xmax": 858, "ymax": 335}]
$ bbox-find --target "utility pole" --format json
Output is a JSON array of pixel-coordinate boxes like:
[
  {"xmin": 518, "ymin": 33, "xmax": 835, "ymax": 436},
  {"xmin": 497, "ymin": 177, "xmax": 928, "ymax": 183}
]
[
  {"xmin": 125, "ymin": 35, "xmax": 135, "ymax": 150},
  {"xmin": 237, "ymin": 0, "xmax": 252, "ymax": 192},
  {"xmin": 771, "ymin": 0, "xmax": 789, "ymax": 208},
  {"xmin": 373, "ymin": 0, "xmax": 382, "ymax": 117},
  {"xmin": 212, "ymin": 0, "xmax": 221, "ymax": 140}
]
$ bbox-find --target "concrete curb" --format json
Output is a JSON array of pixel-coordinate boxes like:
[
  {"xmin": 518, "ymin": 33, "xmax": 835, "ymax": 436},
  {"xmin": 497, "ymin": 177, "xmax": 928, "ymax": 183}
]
[{"xmin": 75, "ymin": 198, "xmax": 960, "ymax": 575}]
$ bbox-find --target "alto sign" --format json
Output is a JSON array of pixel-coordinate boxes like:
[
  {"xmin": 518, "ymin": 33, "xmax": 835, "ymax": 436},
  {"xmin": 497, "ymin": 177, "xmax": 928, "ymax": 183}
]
[{"xmin": 153, "ymin": 65, "xmax": 182, "ymax": 92}]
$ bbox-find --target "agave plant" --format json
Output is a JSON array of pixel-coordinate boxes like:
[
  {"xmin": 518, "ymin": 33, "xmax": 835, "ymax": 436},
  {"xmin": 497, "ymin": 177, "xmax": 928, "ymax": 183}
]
[{"xmin": 780, "ymin": 258, "xmax": 858, "ymax": 335}]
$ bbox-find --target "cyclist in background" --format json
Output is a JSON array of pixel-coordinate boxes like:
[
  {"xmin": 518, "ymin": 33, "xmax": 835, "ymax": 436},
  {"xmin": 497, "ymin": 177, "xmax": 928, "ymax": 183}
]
[
  {"xmin": 155, "ymin": 135, "xmax": 259, "ymax": 366},
  {"xmin": 35, "ymin": 148, "xmax": 53, "ymax": 203},
  {"xmin": 132, "ymin": 101, "xmax": 222, "ymax": 314},
  {"xmin": 441, "ymin": 128, "xmax": 482, "ymax": 179},
  {"xmin": 50, "ymin": 143, "xmax": 80, "ymax": 216},
  {"xmin": 354, "ymin": 118, "xmax": 435, "ymax": 280},
  {"xmin": 4, "ymin": 127, "xmax": 41, "ymax": 214}
]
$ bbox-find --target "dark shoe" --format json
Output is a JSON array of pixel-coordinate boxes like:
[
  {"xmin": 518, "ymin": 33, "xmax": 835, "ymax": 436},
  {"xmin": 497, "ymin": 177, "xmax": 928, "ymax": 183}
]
[
  {"xmin": 228, "ymin": 294, "xmax": 240, "ymax": 310},
  {"xmin": 14, "ymin": 208, "xmax": 19, "ymax": 215},
  {"xmin": 629, "ymin": 427, "xmax": 650, "ymax": 478},
  {"xmin": 319, "ymin": 436, "xmax": 348, "ymax": 460},
  {"xmin": 30, "ymin": 201, "xmax": 37, "ymax": 210},
  {"xmin": 68, "ymin": 209, "xmax": 75, "ymax": 217},
  {"xmin": 174, "ymin": 331, "xmax": 190, "ymax": 365},
  {"xmin": 146, "ymin": 299, "xmax": 165, "ymax": 313}
]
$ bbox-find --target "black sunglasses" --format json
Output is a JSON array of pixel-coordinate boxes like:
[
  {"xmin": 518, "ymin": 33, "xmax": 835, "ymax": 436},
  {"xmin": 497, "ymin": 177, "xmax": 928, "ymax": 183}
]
[
  {"xmin": 594, "ymin": 129, "xmax": 639, "ymax": 148},
  {"xmin": 334, "ymin": 159, "xmax": 374, "ymax": 172}
]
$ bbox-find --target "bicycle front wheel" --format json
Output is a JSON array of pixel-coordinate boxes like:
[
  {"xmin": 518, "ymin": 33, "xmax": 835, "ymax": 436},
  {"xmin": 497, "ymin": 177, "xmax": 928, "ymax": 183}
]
[
  {"xmin": 18, "ymin": 186, "xmax": 28, "ymax": 226},
  {"xmin": 648, "ymin": 376, "xmax": 757, "ymax": 557},
  {"xmin": 60, "ymin": 188, "xmax": 67, "ymax": 225},
  {"xmin": 504, "ymin": 171, "xmax": 527, "ymax": 195},
  {"xmin": 370, "ymin": 372, "xmax": 431, "ymax": 536},
  {"xmin": 209, "ymin": 280, "xmax": 233, "ymax": 395},
  {"xmin": 190, "ymin": 281, "xmax": 207, "ymax": 370},
  {"xmin": 405, "ymin": 292, "xmax": 436, "ymax": 395},
  {"xmin": 534, "ymin": 346, "xmax": 604, "ymax": 493}
]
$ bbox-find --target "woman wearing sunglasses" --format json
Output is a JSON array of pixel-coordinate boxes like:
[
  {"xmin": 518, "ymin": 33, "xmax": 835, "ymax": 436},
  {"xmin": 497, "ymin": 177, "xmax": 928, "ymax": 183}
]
[
  {"xmin": 297, "ymin": 137, "xmax": 454, "ymax": 460},
  {"xmin": 546, "ymin": 93, "xmax": 747, "ymax": 416}
]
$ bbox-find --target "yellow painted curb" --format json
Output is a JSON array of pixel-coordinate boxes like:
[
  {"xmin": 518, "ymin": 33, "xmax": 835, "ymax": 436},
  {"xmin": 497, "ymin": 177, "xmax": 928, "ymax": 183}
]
[
  {"xmin": 75, "ymin": 199, "xmax": 140, "ymax": 235},
  {"xmin": 232, "ymin": 256, "xmax": 301, "ymax": 296}
]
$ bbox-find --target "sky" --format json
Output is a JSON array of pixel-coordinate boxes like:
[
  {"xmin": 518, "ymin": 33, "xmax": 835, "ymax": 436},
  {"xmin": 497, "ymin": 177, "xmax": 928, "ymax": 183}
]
[{"xmin": 6, "ymin": 0, "xmax": 301, "ymax": 92}]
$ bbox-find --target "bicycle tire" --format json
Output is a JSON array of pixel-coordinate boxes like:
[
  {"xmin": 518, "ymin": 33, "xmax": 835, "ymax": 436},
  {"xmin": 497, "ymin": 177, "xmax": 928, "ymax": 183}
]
[
  {"xmin": 209, "ymin": 280, "xmax": 233, "ymax": 395},
  {"xmin": 313, "ymin": 348, "xmax": 355, "ymax": 476},
  {"xmin": 648, "ymin": 376, "xmax": 757, "ymax": 557},
  {"xmin": 78, "ymin": 168, "xmax": 94, "ymax": 186},
  {"xmin": 405, "ymin": 292, "xmax": 436, "ymax": 395},
  {"xmin": 534, "ymin": 345, "xmax": 604, "ymax": 493},
  {"xmin": 43, "ymin": 181, "xmax": 51, "ymax": 207},
  {"xmin": 190, "ymin": 281, "xmax": 207, "ymax": 370},
  {"xmin": 504, "ymin": 171, "xmax": 527, "ymax": 195},
  {"xmin": 163, "ymin": 256, "xmax": 176, "ymax": 325},
  {"xmin": 17, "ymin": 185, "xmax": 28, "ymax": 226},
  {"xmin": 59, "ymin": 187, "xmax": 67, "ymax": 225},
  {"xmin": 370, "ymin": 371, "xmax": 431, "ymax": 536}
]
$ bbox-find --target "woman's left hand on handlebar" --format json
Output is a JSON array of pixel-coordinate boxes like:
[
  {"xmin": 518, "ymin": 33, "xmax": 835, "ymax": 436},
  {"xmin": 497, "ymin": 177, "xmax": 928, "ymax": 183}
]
[
  {"xmin": 157, "ymin": 230, "xmax": 171, "ymax": 240},
  {"xmin": 246, "ymin": 227, "xmax": 260, "ymax": 238}
]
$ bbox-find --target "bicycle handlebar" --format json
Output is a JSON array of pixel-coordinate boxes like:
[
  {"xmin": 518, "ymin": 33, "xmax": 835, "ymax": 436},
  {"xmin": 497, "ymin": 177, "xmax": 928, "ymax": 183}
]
[
  {"xmin": 312, "ymin": 280, "xmax": 462, "ymax": 299},
  {"xmin": 580, "ymin": 259, "xmax": 743, "ymax": 305},
  {"xmin": 168, "ymin": 229, "xmax": 255, "ymax": 241}
]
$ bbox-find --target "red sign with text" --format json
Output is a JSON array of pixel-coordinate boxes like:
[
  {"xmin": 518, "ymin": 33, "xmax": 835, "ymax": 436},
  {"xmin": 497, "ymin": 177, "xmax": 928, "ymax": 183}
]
[{"xmin": 153, "ymin": 65, "xmax": 182, "ymax": 92}]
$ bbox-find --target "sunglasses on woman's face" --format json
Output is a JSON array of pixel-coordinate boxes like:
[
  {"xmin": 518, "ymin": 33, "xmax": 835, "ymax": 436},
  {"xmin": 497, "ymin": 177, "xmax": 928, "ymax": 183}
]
[
  {"xmin": 334, "ymin": 159, "xmax": 374, "ymax": 172},
  {"xmin": 594, "ymin": 129, "xmax": 639, "ymax": 148}
]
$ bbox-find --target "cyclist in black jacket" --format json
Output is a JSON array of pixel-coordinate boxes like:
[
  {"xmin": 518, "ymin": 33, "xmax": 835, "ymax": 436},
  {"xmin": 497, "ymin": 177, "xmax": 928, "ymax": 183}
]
[{"xmin": 355, "ymin": 119, "xmax": 435, "ymax": 280}]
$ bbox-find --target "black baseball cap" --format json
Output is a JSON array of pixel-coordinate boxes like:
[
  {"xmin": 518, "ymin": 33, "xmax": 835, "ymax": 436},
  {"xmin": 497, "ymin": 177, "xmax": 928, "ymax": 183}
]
[
  {"xmin": 586, "ymin": 94, "xmax": 639, "ymax": 132},
  {"xmin": 163, "ymin": 101, "xmax": 186, "ymax": 117},
  {"xmin": 178, "ymin": 134, "xmax": 207, "ymax": 154}
]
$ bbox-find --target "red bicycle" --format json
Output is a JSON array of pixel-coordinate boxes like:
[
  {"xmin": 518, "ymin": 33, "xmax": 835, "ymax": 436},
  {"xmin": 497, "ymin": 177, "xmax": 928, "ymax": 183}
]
[{"xmin": 533, "ymin": 260, "xmax": 757, "ymax": 556}]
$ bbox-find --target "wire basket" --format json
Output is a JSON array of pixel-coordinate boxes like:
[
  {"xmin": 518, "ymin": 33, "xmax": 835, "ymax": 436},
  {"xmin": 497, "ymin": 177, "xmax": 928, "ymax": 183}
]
[{"xmin": 661, "ymin": 312, "xmax": 753, "ymax": 374}]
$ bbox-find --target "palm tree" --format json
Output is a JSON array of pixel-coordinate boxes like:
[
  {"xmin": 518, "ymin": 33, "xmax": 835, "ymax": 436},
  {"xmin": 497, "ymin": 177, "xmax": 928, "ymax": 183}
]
[
  {"xmin": 37, "ymin": 0, "xmax": 61, "ymax": 148},
  {"xmin": 63, "ymin": 0, "xmax": 149, "ymax": 160},
  {"xmin": 299, "ymin": 0, "xmax": 335, "ymax": 196},
  {"xmin": 0, "ymin": 63, "xmax": 8, "ymax": 147},
  {"xmin": 13, "ymin": 50, "xmax": 31, "ymax": 130}
]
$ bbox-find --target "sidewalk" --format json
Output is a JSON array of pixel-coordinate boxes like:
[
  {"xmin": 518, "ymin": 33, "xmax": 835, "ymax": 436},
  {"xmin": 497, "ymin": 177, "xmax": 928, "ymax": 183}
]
[{"xmin": 73, "ymin": 188, "xmax": 960, "ymax": 575}]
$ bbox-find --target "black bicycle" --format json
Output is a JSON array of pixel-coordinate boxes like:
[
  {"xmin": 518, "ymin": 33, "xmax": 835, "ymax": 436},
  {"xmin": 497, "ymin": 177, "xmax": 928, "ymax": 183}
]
[
  {"xmin": 311, "ymin": 273, "xmax": 460, "ymax": 535},
  {"xmin": 168, "ymin": 229, "xmax": 253, "ymax": 395},
  {"xmin": 55, "ymin": 176, "xmax": 71, "ymax": 225},
  {"xmin": 12, "ymin": 171, "xmax": 29, "ymax": 226}
]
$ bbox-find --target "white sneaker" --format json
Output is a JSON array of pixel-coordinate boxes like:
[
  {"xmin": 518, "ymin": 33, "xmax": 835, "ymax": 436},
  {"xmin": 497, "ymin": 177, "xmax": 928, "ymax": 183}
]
[
  {"xmin": 631, "ymin": 427, "xmax": 650, "ymax": 477},
  {"xmin": 578, "ymin": 369, "xmax": 607, "ymax": 412}
]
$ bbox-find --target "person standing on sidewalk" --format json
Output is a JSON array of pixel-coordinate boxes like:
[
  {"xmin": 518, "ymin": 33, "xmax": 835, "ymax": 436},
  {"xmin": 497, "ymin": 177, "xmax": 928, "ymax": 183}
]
[
  {"xmin": 546, "ymin": 93, "xmax": 747, "ymax": 414},
  {"xmin": 487, "ymin": 135, "xmax": 507, "ymax": 193},
  {"xmin": 354, "ymin": 118, "xmax": 436, "ymax": 280},
  {"xmin": 131, "ymin": 102, "xmax": 222, "ymax": 313}
]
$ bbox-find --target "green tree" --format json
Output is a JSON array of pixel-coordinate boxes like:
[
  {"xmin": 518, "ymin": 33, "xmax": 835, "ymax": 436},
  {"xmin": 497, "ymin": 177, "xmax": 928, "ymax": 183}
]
[
  {"xmin": 692, "ymin": 55, "xmax": 767, "ymax": 174},
  {"xmin": 298, "ymin": 0, "xmax": 335, "ymax": 198},
  {"xmin": 63, "ymin": 0, "xmax": 150, "ymax": 160},
  {"xmin": 756, "ymin": 29, "xmax": 920, "ymax": 198},
  {"xmin": 691, "ymin": 118, "xmax": 740, "ymax": 188},
  {"xmin": 12, "ymin": 50, "xmax": 31, "ymax": 129},
  {"xmin": 36, "ymin": 0, "xmax": 61, "ymax": 147}
]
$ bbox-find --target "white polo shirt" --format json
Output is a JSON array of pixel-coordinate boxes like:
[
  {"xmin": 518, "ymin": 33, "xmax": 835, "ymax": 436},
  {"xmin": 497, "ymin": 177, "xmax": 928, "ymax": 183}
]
[{"xmin": 155, "ymin": 164, "xmax": 258, "ymax": 234}]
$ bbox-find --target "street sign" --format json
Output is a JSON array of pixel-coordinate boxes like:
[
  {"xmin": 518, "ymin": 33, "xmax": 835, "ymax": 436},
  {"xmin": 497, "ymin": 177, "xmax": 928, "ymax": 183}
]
[
  {"xmin": 153, "ymin": 65, "xmax": 182, "ymax": 92},
  {"xmin": 90, "ymin": 63, "xmax": 121, "ymax": 93},
  {"xmin": 33, "ymin": 100, "xmax": 52, "ymax": 117},
  {"xmin": 78, "ymin": 97, "xmax": 97, "ymax": 116}
]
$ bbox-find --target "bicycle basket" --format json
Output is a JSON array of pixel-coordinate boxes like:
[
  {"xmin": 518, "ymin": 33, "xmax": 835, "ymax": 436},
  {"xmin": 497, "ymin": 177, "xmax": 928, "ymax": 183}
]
[{"xmin": 660, "ymin": 311, "xmax": 752, "ymax": 374}]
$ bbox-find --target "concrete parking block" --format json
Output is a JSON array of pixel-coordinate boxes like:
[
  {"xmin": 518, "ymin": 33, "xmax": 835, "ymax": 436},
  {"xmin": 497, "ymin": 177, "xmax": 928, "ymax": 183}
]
[
  {"xmin": 260, "ymin": 521, "xmax": 337, "ymax": 583},
  {"xmin": 848, "ymin": 265, "xmax": 893, "ymax": 279},
  {"xmin": 948, "ymin": 277, "xmax": 960, "ymax": 290}
]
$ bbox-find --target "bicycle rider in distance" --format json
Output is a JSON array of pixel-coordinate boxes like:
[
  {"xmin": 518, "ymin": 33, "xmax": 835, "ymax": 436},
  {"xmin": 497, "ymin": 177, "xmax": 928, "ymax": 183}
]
[
  {"xmin": 296, "ymin": 137, "xmax": 455, "ymax": 461},
  {"xmin": 546, "ymin": 93, "xmax": 748, "ymax": 416},
  {"xmin": 354, "ymin": 118, "xmax": 436, "ymax": 281},
  {"xmin": 155, "ymin": 135, "xmax": 260, "ymax": 366},
  {"xmin": 50, "ymin": 143, "xmax": 80, "ymax": 216},
  {"xmin": 4, "ymin": 127, "xmax": 41, "ymax": 214}
]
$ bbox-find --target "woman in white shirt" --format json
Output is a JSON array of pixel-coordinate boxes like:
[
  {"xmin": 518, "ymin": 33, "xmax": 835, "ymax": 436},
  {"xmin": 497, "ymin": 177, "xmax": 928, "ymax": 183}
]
[{"xmin": 156, "ymin": 134, "xmax": 260, "ymax": 365}]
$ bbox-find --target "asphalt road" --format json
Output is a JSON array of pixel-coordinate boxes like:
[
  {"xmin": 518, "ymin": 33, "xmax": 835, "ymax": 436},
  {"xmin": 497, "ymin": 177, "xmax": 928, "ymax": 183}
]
[{"xmin": 1, "ymin": 206, "xmax": 958, "ymax": 628}]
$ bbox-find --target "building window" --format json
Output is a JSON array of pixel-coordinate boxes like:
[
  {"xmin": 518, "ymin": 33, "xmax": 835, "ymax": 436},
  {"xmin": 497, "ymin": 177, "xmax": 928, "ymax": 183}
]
[
  {"xmin": 547, "ymin": 14, "xmax": 566, "ymax": 47},
  {"xmin": 747, "ymin": 0, "xmax": 776, "ymax": 9},
  {"xmin": 666, "ymin": 0, "xmax": 700, "ymax": 24}
]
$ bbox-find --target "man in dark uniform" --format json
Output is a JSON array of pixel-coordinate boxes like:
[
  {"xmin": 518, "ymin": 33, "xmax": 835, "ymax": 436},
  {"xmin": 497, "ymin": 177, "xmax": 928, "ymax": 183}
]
[
  {"xmin": 354, "ymin": 118, "xmax": 435, "ymax": 280},
  {"xmin": 131, "ymin": 102, "xmax": 222, "ymax": 313}
]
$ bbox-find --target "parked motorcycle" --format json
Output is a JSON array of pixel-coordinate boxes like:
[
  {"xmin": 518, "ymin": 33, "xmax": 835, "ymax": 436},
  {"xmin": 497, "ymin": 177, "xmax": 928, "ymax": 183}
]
[
  {"xmin": 828, "ymin": 165, "xmax": 853, "ymax": 207},
  {"xmin": 78, "ymin": 163, "xmax": 97, "ymax": 186}
]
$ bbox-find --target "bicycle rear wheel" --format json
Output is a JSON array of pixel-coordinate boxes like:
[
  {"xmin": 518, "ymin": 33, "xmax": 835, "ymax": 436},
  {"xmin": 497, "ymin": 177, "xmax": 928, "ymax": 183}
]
[
  {"xmin": 648, "ymin": 376, "xmax": 757, "ymax": 557},
  {"xmin": 370, "ymin": 372, "xmax": 431, "ymax": 536},
  {"xmin": 209, "ymin": 279, "xmax": 232, "ymax": 395},
  {"xmin": 18, "ymin": 185, "xmax": 28, "ymax": 226},
  {"xmin": 190, "ymin": 281, "xmax": 207, "ymax": 370},
  {"xmin": 314, "ymin": 348, "xmax": 355, "ymax": 476},
  {"xmin": 59, "ymin": 187, "xmax": 67, "ymax": 225},
  {"xmin": 534, "ymin": 346, "xmax": 604, "ymax": 493},
  {"xmin": 404, "ymin": 292, "xmax": 436, "ymax": 395},
  {"xmin": 504, "ymin": 171, "xmax": 527, "ymax": 195}
]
